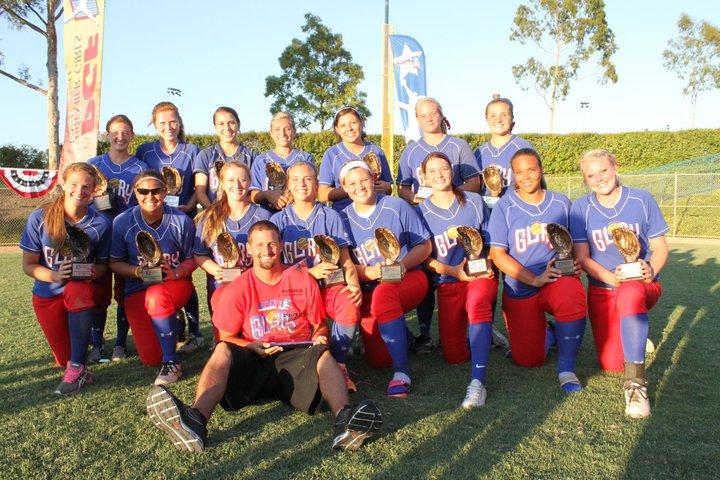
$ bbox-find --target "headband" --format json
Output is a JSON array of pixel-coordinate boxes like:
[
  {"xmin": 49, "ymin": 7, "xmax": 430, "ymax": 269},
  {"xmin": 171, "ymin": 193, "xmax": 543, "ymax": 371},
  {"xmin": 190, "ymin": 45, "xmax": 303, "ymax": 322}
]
[{"xmin": 339, "ymin": 160, "xmax": 371, "ymax": 182}]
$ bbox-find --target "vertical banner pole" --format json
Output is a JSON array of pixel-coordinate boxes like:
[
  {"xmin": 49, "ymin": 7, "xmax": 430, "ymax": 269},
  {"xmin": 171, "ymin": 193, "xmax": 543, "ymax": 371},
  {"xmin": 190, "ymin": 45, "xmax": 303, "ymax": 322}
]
[{"xmin": 381, "ymin": 0, "xmax": 395, "ymax": 181}]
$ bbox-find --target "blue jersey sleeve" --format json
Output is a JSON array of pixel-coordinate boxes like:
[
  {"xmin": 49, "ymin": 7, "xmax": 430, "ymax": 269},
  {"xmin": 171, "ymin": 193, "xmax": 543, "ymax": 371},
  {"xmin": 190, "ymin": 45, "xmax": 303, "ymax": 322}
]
[
  {"xmin": 110, "ymin": 213, "xmax": 130, "ymax": 260},
  {"xmin": 396, "ymin": 147, "xmax": 413, "ymax": 186},
  {"xmin": 193, "ymin": 218, "xmax": 212, "ymax": 256},
  {"xmin": 376, "ymin": 148, "xmax": 393, "ymax": 183},
  {"xmin": 250, "ymin": 154, "xmax": 267, "ymax": 191},
  {"xmin": 19, "ymin": 209, "xmax": 44, "ymax": 253},
  {"xmin": 325, "ymin": 208, "xmax": 350, "ymax": 247},
  {"xmin": 457, "ymin": 139, "xmax": 481, "ymax": 180},
  {"xmin": 399, "ymin": 200, "xmax": 430, "ymax": 247},
  {"xmin": 486, "ymin": 200, "xmax": 510, "ymax": 248},
  {"xmin": 644, "ymin": 191, "xmax": 669, "ymax": 238},
  {"xmin": 568, "ymin": 197, "xmax": 589, "ymax": 244},
  {"xmin": 180, "ymin": 215, "xmax": 196, "ymax": 260},
  {"xmin": 318, "ymin": 148, "xmax": 335, "ymax": 186},
  {"xmin": 95, "ymin": 224, "xmax": 112, "ymax": 261}
]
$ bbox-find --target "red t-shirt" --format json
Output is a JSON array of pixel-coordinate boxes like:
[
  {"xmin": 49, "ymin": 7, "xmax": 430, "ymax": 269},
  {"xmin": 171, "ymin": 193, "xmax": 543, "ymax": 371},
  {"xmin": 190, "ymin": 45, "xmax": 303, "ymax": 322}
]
[{"xmin": 213, "ymin": 264, "xmax": 326, "ymax": 342}]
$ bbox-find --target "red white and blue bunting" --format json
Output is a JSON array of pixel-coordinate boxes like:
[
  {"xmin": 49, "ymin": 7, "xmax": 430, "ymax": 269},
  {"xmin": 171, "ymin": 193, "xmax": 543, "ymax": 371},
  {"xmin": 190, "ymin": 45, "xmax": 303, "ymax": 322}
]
[{"xmin": 0, "ymin": 168, "xmax": 58, "ymax": 198}]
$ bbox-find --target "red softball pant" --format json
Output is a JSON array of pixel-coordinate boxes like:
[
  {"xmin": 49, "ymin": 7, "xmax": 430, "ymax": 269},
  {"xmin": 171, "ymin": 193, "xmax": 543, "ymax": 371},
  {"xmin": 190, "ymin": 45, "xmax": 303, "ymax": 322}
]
[
  {"xmin": 124, "ymin": 279, "xmax": 193, "ymax": 366},
  {"xmin": 588, "ymin": 280, "xmax": 662, "ymax": 372},
  {"xmin": 32, "ymin": 281, "xmax": 99, "ymax": 367},
  {"xmin": 502, "ymin": 276, "xmax": 587, "ymax": 368}
]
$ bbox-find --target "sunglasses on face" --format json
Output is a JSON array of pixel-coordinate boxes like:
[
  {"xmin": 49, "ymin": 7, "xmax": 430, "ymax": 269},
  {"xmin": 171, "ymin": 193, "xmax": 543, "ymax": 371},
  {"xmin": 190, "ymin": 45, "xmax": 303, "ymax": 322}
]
[{"xmin": 136, "ymin": 187, "xmax": 164, "ymax": 195}]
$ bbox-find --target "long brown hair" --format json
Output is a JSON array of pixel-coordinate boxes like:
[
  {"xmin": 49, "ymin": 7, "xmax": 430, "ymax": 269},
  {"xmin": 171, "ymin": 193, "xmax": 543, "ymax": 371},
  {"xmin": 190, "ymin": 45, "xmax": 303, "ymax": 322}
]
[
  {"xmin": 42, "ymin": 162, "xmax": 100, "ymax": 247},
  {"xmin": 421, "ymin": 152, "xmax": 466, "ymax": 206},
  {"xmin": 150, "ymin": 101, "xmax": 186, "ymax": 143},
  {"xmin": 196, "ymin": 162, "xmax": 251, "ymax": 245},
  {"xmin": 106, "ymin": 114, "xmax": 134, "ymax": 133}
]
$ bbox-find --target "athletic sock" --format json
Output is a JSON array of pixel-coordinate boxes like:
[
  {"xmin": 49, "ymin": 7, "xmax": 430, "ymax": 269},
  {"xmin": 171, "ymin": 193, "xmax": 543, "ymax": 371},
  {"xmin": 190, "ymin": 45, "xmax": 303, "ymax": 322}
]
[
  {"xmin": 330, "ymin": 321, "xmax": 357, "ymax": 364},
  {"xmin": 555, "ymin": 318, "xmax": 586, "ymax": 373},
  {"xmin": 545, "ymin": 322, "xmax": 556, "ymax": 355},
  {"xmin": 468, "ymin": 323, "xmax": 492, "ymax": 384},
  {"xmin": 90, "ymin": 309, "xmax": 107, "ymax": 349},
  {"xmin": 621, "ymin": 313, "xmax": 649, "ymax": 363},
  {"xmin": 416, "ymin": 287, "xmax": 435, "ymax": 337},
  {"xmin": 151, "ymin": 314, "xmax": 179, "ymax": 363},
  {"xmin": 115, "ymin": 306, "xmax": 129, "ymax": 348},
  {"xmin": 68, "ymin": 309, "xmax": 94, "ymax": 364},
  {"xmin": 378, "ymin": 316, "xmax": 410, "ymax": 375},
  {"xmin": 185, "ymin": 290, "xmax": 202, "ymax": 337}
]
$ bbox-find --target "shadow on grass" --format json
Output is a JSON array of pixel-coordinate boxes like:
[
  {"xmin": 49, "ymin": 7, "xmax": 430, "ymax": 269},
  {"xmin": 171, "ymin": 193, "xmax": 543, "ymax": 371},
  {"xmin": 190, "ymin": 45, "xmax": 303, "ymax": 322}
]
[{"xmin": 622, "ymin": 249, "xmax": 720, "ymax": 479}]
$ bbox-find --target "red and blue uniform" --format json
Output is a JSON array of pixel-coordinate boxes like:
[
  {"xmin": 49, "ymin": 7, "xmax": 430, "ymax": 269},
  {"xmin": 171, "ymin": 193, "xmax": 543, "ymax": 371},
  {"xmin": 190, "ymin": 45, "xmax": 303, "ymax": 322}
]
[
  {"xmin": 319, "ymin": 142, "xmax": 393, "ymax": 212},
  {"xmin": 135, "ymin": 141, "xmax": 199, "ymax": 212},
  {"xmin": 110, "ymin": 205, "xmax": 196, "ymax": 365},
  {"xmin": 569, "ymin": 186, "xmax": 668, "ymax": 372},
  {"xmin": 474, "ymin": 135, "xmax": 533, "ymax": 196},
  {"xmin": 20, "ymin": 208, "xmax": 111, "ymax": 366},
  {"xmin": 250, "ymin": 149, "xmax": 313, "ymax": 193},
  {"xmin": 193, "ymin": 143, "xmax": 258, "ymax": 203},
  {"xmin": 487, "ymin": 189, "xmax": 587, "ymax": 368}
]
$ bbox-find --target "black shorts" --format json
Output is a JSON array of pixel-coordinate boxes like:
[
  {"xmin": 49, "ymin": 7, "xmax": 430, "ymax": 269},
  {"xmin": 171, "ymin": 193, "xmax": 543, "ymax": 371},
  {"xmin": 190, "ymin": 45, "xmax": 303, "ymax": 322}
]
[{"xmin": 220, "ymin": 343, "xmax": 328, "ymax": 415}]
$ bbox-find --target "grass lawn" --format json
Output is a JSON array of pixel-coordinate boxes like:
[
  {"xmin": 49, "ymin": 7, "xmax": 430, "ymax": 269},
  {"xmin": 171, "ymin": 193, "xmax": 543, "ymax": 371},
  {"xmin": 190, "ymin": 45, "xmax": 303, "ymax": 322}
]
[{"xmin": 0, "ymin": 245, "xmax": 718, "ymax": 479}]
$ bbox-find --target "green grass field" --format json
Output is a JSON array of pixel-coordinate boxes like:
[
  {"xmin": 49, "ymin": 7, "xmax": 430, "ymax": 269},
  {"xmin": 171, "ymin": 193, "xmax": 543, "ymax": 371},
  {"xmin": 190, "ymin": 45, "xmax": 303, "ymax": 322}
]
[{"xmin": 1, "ymin": 245, "xmax": 718, "ymax": 479}]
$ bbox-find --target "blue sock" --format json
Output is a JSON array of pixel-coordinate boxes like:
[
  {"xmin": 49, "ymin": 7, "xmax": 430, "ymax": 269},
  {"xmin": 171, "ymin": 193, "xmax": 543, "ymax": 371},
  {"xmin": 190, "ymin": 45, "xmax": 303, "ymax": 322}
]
[
  {"xmin": 185, "ymin": 290, "xmax": 202, "ymax": 337},
  {"xmin": 545, "ymin": 322, "xmax": 556, "ymax": 355},
  {"xmin": 68, "ymin": 309, "xmax": 93, "ymax": 364},
  {"xmin": 378, "ymin": 316, "xmax": 410, "ymax": 375},
  {"xmin": 416, "ymin": 285, "xmax": 436, "ymax": 337},
  {"xmin": 469, "ymin": 323, "xmax": 492, "ymax": 384},
  {"xmin": 90, "ymin": 309, "xmax": 106, "ymax": 349},
  {"xmin": 151, "ymin": 315, "xmax": 178, "ymax": 363},
  {"xmin": 621, "ymin": 314, "xmax": 649, "ymax": 363},
  {"xmin": 115, "ymin": 306, "xmax": 129, "ymax": 348},
  {"xmin": 555, "ymin": 318, "xmax": 586, "ymax": 374},
  {"xmin": 330, "ymin": 322, "xmax": 357, "ymax": 364}
]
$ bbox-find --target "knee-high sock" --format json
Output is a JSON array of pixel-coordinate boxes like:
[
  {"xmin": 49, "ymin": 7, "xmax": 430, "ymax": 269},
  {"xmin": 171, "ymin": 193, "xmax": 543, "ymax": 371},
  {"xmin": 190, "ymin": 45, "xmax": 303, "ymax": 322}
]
[
  {"xmin": 621, "ymin": 314, "xmax": 648, "ymax": 364},
  {"xmin": 151, "ymin": 315, "xmax": 178, "ymax": 363},
  {"xmin": 378, "ymin": 316, "xmax": 410, "ymax": 375},
  {"xmin": 114, "ymin": 306, "xmax": 129, "ymax": 348},
  {"xmin": 469, "ymin": 323, "xmax": 492, "ymax": 383},
  {"xmin": 331, "ymin": 322, "xmax": 357, "ymax": 364},
  {"xmin": 416, "ymin": 287, "xmax": 435, "ymax": 337},
  {"xmin": 185, "ymin": 290, "xmax": 201, "ymax": 337},
  {"xmin": 90, "ymin": 309, "xmax": 107, "ymax": 348},
  {"xmin": 545, "ymin": 322, "xmax": 556, "ymax": 354},
  {"xmin": 555, "ymin": 318, "xmax": 586, "ymax": 373},
  {"xmin": 68, "ymin": 309, "xmax": 94, "ymax": 364}
]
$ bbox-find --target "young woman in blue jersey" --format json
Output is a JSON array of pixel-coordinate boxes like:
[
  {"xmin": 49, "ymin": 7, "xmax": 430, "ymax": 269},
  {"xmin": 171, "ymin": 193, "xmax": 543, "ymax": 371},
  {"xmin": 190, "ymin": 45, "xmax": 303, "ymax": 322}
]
[
  {"xmin": 88, "ymin": 114, "xmax": 149, "ymax": 363},
  {"xmin": 109, "ymin": 170, "xmax": 197, "ymax": 386},
  {"xmin": 194, "ymin": 106, "xmax": 259, "ymax": 207},
  {"xmin": 417, "ymin": 152, "xmax": 498, "ymax": 408},
  {"xmin": 339, "ymin": 161, "xmax": 432, "ymax": 398},
  {"xmin": 318, "ymin": 107, "xmax": 393, "ymax": 212},
  {"xmin": 20, "ymin": 162, "xmax": 112, "ymax": 395},
  {"xmin": 135, "ymin": 101, "xmax": 202, "ymax": 352},
  {"xmin": 194, "ymin": 162, "xmax": 270, "ymax": 341},
  {"xmin": 569, "ymin": 148, "xmax": 669, "ymax": 419},
  {"xmin": 487, "ymin": 149, "xmax": 587, "ymax": 392},
  {"xmin": 250, "ymin": 112, "xmax": 313, "ymax": 211},
  {"xmin": 397, "ymin": 97, "xmax": 482, "ymax": 352}
]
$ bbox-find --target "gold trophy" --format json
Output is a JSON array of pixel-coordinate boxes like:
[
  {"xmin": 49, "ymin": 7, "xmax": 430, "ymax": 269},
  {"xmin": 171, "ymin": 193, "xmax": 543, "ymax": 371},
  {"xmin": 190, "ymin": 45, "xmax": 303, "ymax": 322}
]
[
  {"xmin": 546, "ymin": 223, "xmax": 576, "ymax": 276},
  {"xmin": 58, "ymin": 225, "xmax": 93, "ymax": 281},
  {"xmin": 135, "ymin": 231, "xmax": 164, "ymax": 284},
  {"xmin": 314, "ymin": 234, "xmax": 345, "ymax": 287},
  {"xmin": 91, "ymin": 166, "xmax": 117, "ymax": 211},
  {"xmin": 214, "ymin": 160, "xmax": 225, "ymax": 178},
  {"xmin": 482, "ymin": 165, "xmax": 504, "ymax": 209},
  {"xmin": 265, "ymin": 161, "xmax": 287, "ymax": 191},
  {"xmin": 455, "ymin": 226, "xmax": 492, "ymax": 276},
  {"xmin": 611, "ymin": 226, "xmax": 644, "ymax": 281},
  {"xmin": 375, "ymin": 228, "xmax": 403, "ymax": 283},
  {"xmin": 216, "ymin": 232, "xmax": 243, "ymax": 282},
  {"xmin": 162, "ymin": 166, "xmax": 183, "ymax": 207},
  {"xmin": 363, "ymin": 153, "xmax": 382, "ymax": 182}
]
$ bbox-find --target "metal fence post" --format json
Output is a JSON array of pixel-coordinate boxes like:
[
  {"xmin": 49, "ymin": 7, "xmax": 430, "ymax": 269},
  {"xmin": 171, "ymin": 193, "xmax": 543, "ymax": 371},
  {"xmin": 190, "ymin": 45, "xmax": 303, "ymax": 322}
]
[{"xmin": 673, "ymin": 172, "xmax": 678, "ymax": 237}]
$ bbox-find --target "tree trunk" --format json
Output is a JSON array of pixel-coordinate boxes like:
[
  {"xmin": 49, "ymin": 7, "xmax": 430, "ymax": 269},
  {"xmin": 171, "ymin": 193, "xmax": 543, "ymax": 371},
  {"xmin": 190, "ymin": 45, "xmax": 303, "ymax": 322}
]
[
  {"xmin": 549, "ymin": 31, "xmax": 562, "ymax": 133},
  {"xmin": 46, "ymin": 0, "xmax": 60, "ymax": 170},
  {"xmin": 690, "ymin": 91, "xmax": 697, "ymax": 129}
]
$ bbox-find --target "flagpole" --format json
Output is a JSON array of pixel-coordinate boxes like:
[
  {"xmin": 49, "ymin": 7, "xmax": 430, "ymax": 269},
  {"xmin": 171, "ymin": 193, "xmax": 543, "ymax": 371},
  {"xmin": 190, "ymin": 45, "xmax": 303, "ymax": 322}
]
[{"xmin": 381, "ymin": 0, "xmax": 394, "ymax": 181}]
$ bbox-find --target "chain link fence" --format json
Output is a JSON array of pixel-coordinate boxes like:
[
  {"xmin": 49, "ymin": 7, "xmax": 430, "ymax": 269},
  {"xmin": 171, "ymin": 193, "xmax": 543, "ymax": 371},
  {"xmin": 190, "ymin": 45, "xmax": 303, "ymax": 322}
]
[{"xmin": 2, "ymin": 172, "xmax": 719, "ymax": 245}]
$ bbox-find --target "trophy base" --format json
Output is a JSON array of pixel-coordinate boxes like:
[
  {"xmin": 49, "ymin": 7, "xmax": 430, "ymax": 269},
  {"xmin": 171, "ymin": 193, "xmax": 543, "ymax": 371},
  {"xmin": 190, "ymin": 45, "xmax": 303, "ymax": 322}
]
[
  {"xmin": 555, "ymin": 257, "xmax": 576, "ymax": 276},
  {"xmin": 165, "ymin": 196, "xmax": 180, "ymax": 207},
  {"xmin": 321, "ymin": 268, "xmax": 346, "ymax": 288},
  {"xmin": 618, "ymin": 261, "xmax": 644, "ymax": 281},
  {"xmin": 482, "ymin": 196, "xmax": 500, "ymax": 210},
  {"xmin": 221, "ymin": 268, "xmax": 244, "ymax": 283},
  {"xmin": 380, "ymin": 264, "xmax": 404, "ymax": 283},
  {"xmin": 141, "ymin": 266, "xmax": 164, "ymax": 285},
  {"xmin": 267, "ymin": 185, "xmax": 285, "ymax": 191},
  {"xmin": 70, "ymin": 262, "xmax": 93, "ymax": 281},
  {"xmin": 416, "ymin": 186, "xmax": 433, "ymax": 199},
  {"xmin": 465, "ymin": 258, "xmax": 491, "ymax": 277},
  {"xmin": 93, "ymin": 194, "xmax": 115, "ymax": 211}
]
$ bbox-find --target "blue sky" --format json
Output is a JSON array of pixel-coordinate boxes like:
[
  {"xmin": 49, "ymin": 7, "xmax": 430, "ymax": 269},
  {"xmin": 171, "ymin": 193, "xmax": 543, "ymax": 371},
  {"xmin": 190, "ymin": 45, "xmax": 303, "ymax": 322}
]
[{"xmin": 0, "ymin": 0, "xmax": 718, "ymax": 150}]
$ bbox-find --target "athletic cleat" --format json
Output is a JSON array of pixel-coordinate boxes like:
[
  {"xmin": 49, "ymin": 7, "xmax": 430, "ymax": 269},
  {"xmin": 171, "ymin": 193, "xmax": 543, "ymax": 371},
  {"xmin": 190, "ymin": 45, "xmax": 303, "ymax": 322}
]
[
  {"xmin": 491, "ymin": 326, "xmax": 510, "ymax": 349},
  {"xmin": 111, "ymin": 346, "xmax": 127, "ymax": 361},
  {"xmin": 461, "ymin": 379, "xmax": 487, "ymax": 409},
  {"xmin": 332, "ymin": 399, "xmax": 383, "ymax": 451},
  {"xmin": 414, "ymin": 333, "xmax": 435, "ymax": 354},
  {"xmin": 146, "ymin": 385, "xmax": 207, "ymax": 452},
  {"xmin": 387, "ymin": 377, "xmax": 410, "ymax": 398},
  {"xmin": 87, "ymin": 346, "xmax": 102, "ymax": 363},
  {"xmin": 154, "ymin": 362, "xmax": 182, "ymax": 386},
  {"xmin": 338, "ymin": 363, "xmax": 357, "ymax": 393},
  {"xmin": 624, "ymin": 379, "xmax": 650, "ymax": 419},
  {"xmin": 177, "ymin": 333, "xmax": 204, "ymax": 354},
  {"xmin": 55, "ymin": 362, "xmax": 93, "ymax": 395},
  {"xmin": 558, "ymin": 371, "xmax": 583, "ymax": 393}
]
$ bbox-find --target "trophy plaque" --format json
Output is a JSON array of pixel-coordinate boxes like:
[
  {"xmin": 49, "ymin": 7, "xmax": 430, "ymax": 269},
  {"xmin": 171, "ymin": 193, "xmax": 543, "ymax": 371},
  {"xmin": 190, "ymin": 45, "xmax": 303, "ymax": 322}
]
[
  {"xmin": 455, "ymin": 226, "xmax": 492, "ymax": 276},
  {"xmin": 136, "ymin": 231, "xmax": 164, "ymax": 284},
  {"xmin": 214, "ymin": 159, "xmax": 225, "ymax": 178},
  {"xmin": 266, "ymin": 161, "xmax": 287, "ymax": 191},
  {"xmin": 59, "ymin": 225, "xmax": 93, "ymax": 281},
  {"xmin": 611, "ymin": 226, "xmax": 644, "ymax": 281},
  {"xmin": 546, "ymin": 223, "xmax": 575, "ymax": 276},
  {"xmin": 314, "ymin": 234, "xmax": 345, "ymax": 287},
  {"xmin": 374, "ymin": 228, "xmax": 403, "ymax": 283},
  {"xmin": 482, "ymin": 165, "xmax": 504, "ymax": 209},
  {"xmin": 162, "ymin": 166, "xmax": 183, "ymax": 207},
  {"xmin": 363, "ymin": 153, "xmax": 382, "ymax": 182},
  {"xmin": 216, "ymin": 232, "xmax": 243, "ymax": 282},
  {"xmin": 92, "ymin": 166, "xmax": 116, "ymax": 211}
]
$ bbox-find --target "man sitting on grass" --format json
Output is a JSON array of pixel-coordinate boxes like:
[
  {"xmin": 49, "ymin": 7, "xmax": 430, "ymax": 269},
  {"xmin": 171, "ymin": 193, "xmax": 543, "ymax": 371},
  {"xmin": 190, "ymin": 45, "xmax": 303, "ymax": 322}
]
[{"xmin": 146, "ymin": 220, "xmax": 382, "ymax": 452}]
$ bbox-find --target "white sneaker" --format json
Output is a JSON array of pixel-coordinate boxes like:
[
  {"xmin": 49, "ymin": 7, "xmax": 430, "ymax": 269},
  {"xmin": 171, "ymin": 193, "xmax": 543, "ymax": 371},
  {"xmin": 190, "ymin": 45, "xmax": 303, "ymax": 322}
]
[
  {"xmin": 154, "ymin": 362, "xmax": 182, "ymax": 386},
  {"xmin": 624, "ymin": 380, "xmax": 650, "ymax": 419},
  {"xmin": 177, "ymin": 334, "xmax": 204, "ymax": 354},
  {"xmin": 461, "ymin": 379, "xmax": 487, "ymax": 409},
  {"xmin": 491, "ymin": 326, "xmax": 509, "ymax": 349}
]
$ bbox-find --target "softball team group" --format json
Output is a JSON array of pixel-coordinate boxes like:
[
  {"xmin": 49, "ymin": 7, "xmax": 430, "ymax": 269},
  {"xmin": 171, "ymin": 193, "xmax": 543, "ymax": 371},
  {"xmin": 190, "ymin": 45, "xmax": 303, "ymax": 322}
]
[{"xmin": 20, "ymin": 97, "xmax": 668, "ymax": 420}]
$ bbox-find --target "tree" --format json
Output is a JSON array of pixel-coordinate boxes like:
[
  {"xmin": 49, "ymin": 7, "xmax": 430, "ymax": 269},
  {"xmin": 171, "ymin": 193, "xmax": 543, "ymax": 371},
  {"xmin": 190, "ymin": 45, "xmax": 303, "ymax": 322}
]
[
  {"xmin": 265, "ymin": 13, "xmax": 370, "ymax": 131},
  {"xmin": 663, "ymin": 14, "xmax": 720, "ymax": 128},
  {"xmin": 510, "ymin": 0, "xmax": 618, "ymax": 132},
  {"xmin": 0, "ymin": 143, "xmax": 47, "ymax": 168},
  {"xmin": 0, "ymin": 0, "xmax": 62, "ymax": 169}
]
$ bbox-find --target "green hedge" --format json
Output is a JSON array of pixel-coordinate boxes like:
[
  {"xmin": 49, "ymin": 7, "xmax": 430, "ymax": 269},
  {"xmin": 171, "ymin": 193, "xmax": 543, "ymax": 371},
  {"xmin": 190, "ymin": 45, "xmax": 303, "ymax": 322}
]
[{"xmin": 107, "ymin": 129, "xmax": 720, "ymax": 175}]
